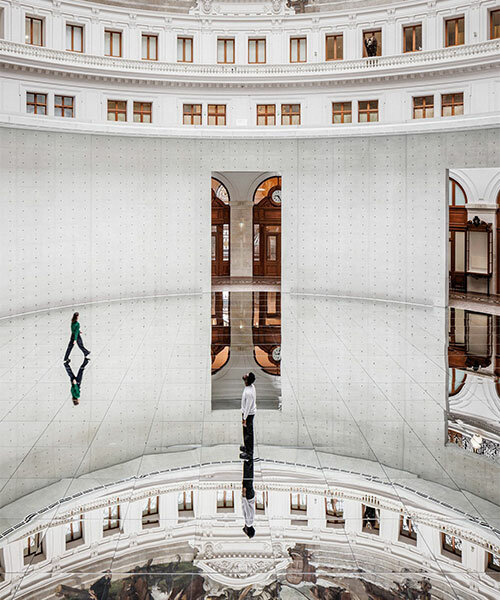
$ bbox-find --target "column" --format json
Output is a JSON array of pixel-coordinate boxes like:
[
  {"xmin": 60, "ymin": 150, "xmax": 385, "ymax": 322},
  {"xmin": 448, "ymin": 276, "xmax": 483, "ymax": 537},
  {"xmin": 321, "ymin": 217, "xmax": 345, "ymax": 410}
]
[
  {"xmin": 307, "ymin": 494, "xmax": 325, "ymax": 531},
  {"xmin": 267, "ymin": 490, "xmax": 290, "ymax": 530},
  {"xmin": 379, "ymin": 508, "xmax": 399, "ymax": 542},
  {"xmin": 122, "ymin": 500, "xmax": 143, "ymax": 536},
  {"xmin": 463, "ymin": 541, "xmax": 486, "ymax": 572},
  {"xmin": 3, "ymin": 540, "xmax": 25, "ymax": 582},
  {"xmin": 343, "ymin": 499, "xmax": 362, "ymax": 535},
  {"xmin": 84, "ymin": 508, "xmax": 104, "ymax": 545},
  {"xmin": 417, "ymin": 523, "xmax": 440, "ymax": 558},
  {"xmin": 45, "ymin": 525, "xmax": 65, "ymax": 558},
  {"xmin": 159, "ymin": 491, "xmax": 179, "ymax": 528}
]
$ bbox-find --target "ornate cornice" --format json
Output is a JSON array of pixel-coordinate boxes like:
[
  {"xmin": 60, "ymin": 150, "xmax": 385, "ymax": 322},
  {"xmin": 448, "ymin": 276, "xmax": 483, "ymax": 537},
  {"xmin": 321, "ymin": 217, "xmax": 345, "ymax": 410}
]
[{"xmin": 0, "ymin": 38, "xmax": 499, "ymax": 88}]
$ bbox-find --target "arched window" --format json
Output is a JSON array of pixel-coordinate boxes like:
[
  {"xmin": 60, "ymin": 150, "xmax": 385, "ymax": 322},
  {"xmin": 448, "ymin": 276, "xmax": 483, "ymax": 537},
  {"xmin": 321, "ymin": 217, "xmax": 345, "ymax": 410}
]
[
  {"xmin": 449, "ymin": 178, "xmax": 467, "ymax": 206},
  {"xmin": 211, "ymin": 179, "xmax": 230, "ymax": 277},
  {"xmin": 254, "ymin": 176, "xmax": 281, "ymax": 205},
  {"xmin": 211, "ymin": 177, "xmax": 229, "ymax": 204},
  {"xmin": 253, "ymin": 176, "xmax": 281, "ymax": 277},
  {"xmin": 449, "ymin": 368, "xmax": 467, "ymax": 396}
]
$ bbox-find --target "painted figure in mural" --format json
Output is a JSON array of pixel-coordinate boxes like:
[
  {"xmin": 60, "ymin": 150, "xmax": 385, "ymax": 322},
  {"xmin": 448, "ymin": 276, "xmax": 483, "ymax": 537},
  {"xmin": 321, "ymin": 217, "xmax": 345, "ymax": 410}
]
[
  {"xmin": 364, "ymin": 33, "xmax": 378, "ymax": 57},
  {"xmin": 64, "ymin": 312, "xmax": 91, "ymax": 362},
  {"xmin": 55, "ymin": 572, "xmax": 111, "ymax": 599},
  {"xmin": 285, "ymin": 545, "xmax": 317, "ymax": 585},
  {"xmin": 64, "ymin": 357, "xmax": 89, "ymax": 405},
  {"xmin": 240, "ymin": 372, "xmax": 257, "ymax": 460}
]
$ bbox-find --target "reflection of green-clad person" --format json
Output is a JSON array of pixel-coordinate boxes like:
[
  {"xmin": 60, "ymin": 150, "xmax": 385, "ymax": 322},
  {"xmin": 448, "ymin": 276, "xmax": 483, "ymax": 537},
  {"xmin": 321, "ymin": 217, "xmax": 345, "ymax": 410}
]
[
  {"xmin": 63, "ymin": 312, "xmax": 90, "ymax": 362},
  {"xmin": 64, "ymin": 358, "xmax": 89, "ymax": 406}
]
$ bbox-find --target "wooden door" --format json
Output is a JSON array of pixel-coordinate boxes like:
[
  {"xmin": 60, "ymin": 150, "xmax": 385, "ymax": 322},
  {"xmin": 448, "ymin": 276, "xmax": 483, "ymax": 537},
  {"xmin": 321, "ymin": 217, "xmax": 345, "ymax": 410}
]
[
  {"xmin": 212, "ymin": 196, "xmax": 230, "ymax": 277},
  {"xmin": 263, "ymin": 225, "xmax": 281, "ymax": 276},
  {"xmin": 449, "ymin": 207, "xmax": 467, "ymax": 291},
  {"xmin": 253, "ymin": 182, "xmax": 281, "ymax": 277}
]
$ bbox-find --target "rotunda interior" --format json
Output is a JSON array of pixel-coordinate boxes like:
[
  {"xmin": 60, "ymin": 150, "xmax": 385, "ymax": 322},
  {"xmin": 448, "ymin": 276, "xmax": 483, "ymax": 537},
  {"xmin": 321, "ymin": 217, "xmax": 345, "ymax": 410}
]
[{"xmin": 0, "ymin": 0, "xmax": 500, "ymax": 599}]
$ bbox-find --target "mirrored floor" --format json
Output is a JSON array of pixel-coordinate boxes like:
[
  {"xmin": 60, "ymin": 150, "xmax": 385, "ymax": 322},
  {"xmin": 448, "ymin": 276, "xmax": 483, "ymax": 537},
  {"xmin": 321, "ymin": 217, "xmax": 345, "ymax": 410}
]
[{"xmin": 0, "ymin": 293, "xmax": 499, "ymax": 599}]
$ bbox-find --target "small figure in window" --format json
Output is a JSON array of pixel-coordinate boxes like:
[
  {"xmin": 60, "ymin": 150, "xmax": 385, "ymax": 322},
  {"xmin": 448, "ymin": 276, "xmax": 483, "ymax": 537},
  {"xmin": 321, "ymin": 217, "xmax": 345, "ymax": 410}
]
[
  {"xmin": 365, "ymin": 33, "xmax": 378, "ymax": 57},
  {"xmin": 64, "ymin": 312, "xmax": 91, "ymax": 362},
  {"xmin": 64, "ymin": 357, "xmax": 89, "ymax": 406},
  {"xmin": 363, "ymin": 505, "xmax": 378, "ymax": 529}
]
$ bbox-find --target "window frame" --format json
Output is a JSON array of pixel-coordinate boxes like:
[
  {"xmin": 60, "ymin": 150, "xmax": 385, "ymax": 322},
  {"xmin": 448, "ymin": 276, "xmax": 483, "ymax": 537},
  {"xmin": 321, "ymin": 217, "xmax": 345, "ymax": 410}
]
[
  {"xmin": 248, "ymin": 38, "xmax": 266, "ymax": 64},
  {"xmin": 133, "ymin": 101, "xmax": 152, "ymax": 123},
  {"xmin": 66, "ymin": 23, "xmax": 84, "ymax": 53},
  {"xmin": 332, "ymin": 101, "xmax": 352, "ymax": 124},
  {"xmin": 290, "ymin": 492, "xmax": 307, "ymax": 512},
  {"xmin": 487, "ymin": 552, "xmax": 500, "ymax": 572},
  {"xmin": 25, "ymin": 16, "xmax": 43, "ymax": 46},
  {"xmin": 217, "ymin": 490, "xmax": 234, "ymax": 509},
  {"xmin": 107, "ymin": 99, "xmax": 127, "ymax": 122},
  {"xmin": 256, "ymin": 104, "xmax": 276, "ymax": 126},
  {"xmin": 412, "ymin": 95, "xmax": 434, "ymax": 119},
  {"xmin": 103, "ymin": 505, "xmax": 121, "ymax": 532},
  {"xmin": 362, "ymin": 504, "xmax": 380, "ymax": 532},
  {"xmin": 54, "ymin": 95, "xmax": 75, "ymax": 118},
  {"xmin": 178, "ymin": 490, "xmax": 194, "ymax": 512},
  {"xmin": 177, "ymin": 36, "xmax": 193, "ymax": 63},
  {"xmin": 399, "ymin": 514, "xmax": 418, "ymax": 541},
  {"xmin": 441, "ymin": 532, "xmax": 462, "ymax": 558},
  {"xmin": 217, "ymin": 38, "xmax": 235, "ymax": 64},
  {"xmin": 325, "ymin": 34, "xmax": 343, "ymax": 61},
  {"xmin": 445, "ymin": 16, "xmax": 465, "ymax": 47},
  {"xmin": 403, "ymin": 23, "xmax": 422, "ymax": 53},
  {"xmin": 142, "ymin": 495, "xmax": 160, "ymax": 527},
  {"xmin": 207, "ymin": 104, "xmax": 226, "ymax": 126},
  {"xmin": 141, "ymin": 33, "xmax": 158, "ymax": 61},
  {"xmin": 441, "ymin": 92, "xmax": 464, "ymax": 117},
  {"xmin": 24, "ymin": 533, "xmax": 44, "ymax": 560},
  {"xmin": 65, "ymin": 515, "xmax": 83, "ymax": 545},
  {"xmin": 358, "ymin": 99, "xmax": 379, "ymax": 123},
  {"xmin": 325, "ymin": 497, "xmax": 345, "ymax": 525},
  {"xmin": 183, "ymin": 103, "xmax": 202, "ymax": 125},
  {"xmin": 104, "ymin": 29, "xmax": 122, "ymax": 57},
  {"xmin": 26, "ymin": 92, "xmax": 47, "ymax": 116},
  {"xmin": 290, "ymin": 36, "xmax": 307, "ymax": 63},
  {"xmin": 491, "ymin": 9, "xmax": 500, "ymax": 40},
  {"xmin": 281, "ymin": 103, "xmax": 301, "ymax": 126},
  {"xmin": 255, "ymin": 490, "xmax": 268, "ymax": 512}
]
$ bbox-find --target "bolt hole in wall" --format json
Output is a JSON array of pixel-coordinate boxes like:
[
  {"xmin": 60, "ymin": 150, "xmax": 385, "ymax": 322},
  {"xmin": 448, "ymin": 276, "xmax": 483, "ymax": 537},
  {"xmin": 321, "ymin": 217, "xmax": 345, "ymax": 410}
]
[
  {"xmin": 211, "ymin": 173, "xmax": 282, "ymax": 411},
  {"xmin": 447, "ymin": 168, "xmax": 500, "ymax": 460}
]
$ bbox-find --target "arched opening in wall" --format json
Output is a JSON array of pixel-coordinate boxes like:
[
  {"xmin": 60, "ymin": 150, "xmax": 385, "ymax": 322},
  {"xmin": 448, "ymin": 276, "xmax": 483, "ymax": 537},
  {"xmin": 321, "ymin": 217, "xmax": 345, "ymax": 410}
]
[
  {"xmin": 449, "ymin": 178, "xmax": 467, "ymax": 292},
  {"xmin": 211, "ymin": 178, "xmax": 230, "ymax": 277},
  {"xmin": 253, "ymin": 176, "xmax": 282, "ymax": 279}
]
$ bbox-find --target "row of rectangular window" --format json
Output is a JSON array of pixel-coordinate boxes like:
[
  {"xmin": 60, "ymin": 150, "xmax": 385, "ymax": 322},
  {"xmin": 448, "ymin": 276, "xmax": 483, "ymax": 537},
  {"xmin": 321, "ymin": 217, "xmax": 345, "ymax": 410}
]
[
  {"xmin": 24, "ymin": 12, "xmax": 500, "ymax": 60},
  {"xmin": 25, "ymin": 94, "xmax": 465, "ymax": 123}
]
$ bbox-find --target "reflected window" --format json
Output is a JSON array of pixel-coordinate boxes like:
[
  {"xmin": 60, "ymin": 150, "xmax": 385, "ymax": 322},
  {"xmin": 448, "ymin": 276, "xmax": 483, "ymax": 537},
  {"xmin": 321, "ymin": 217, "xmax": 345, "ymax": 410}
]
[
  {"xmin": 217, "ymin": 490, "xmax": 234, "ymax": 510},
  {"xmin": 24, "ymin": 533, "xmax": 44, "ymax": 561},
  {"xmin": 178, "ymin": 491, "xmax": 194, "ymax": 512},
  {"xmin": 142, "ymin": 496, "xmax": 159, "ymax": 527},
  {"xmin": 325, "ymin": 497, "xmax": 344, "ymax": 525},
  {"xmin": 449, "ymin": 178, "xmax": 467, "ymax": 206},
  {"xmin": 487, "ymin": 552, "xmax": 500, "ymax": 572},
  {"xmin": 449, "ymin": 369, "xmax": 467, "ymax": 396},
  {"xmin": 103, "ymin": 505, "xmax": 120, "ymax": 532},
  {"xmin": 400, "ymin": 515, "xmax": 417, "ymax": 541},
  {"xmin": 256, "ymin": 491, "xmax": 268, "ymax": 512},
  {"xmin": 290, "ymin": 493, "xmax": 307, "ymax": 512},
  {"xmin": 442, "ymin": 532, "xmax": 462, "ymax": 558},
  {"xmin": 362, "ymin": 504, "xmax": 380, "ymax": 533},
  {"xmin": 65, "ymin": 515, "xmax": 83, "ymax": 545}
]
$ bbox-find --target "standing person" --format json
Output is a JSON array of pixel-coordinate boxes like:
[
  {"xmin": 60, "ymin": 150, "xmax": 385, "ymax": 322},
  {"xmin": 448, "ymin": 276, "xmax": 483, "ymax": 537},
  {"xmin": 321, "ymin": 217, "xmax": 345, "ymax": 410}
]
[
  {"xmin": 239, "ymin": 372, "xmax": 256, "ymax": 460},
  {"xmin": 63, "ymin": 312, "xmax": 90, "ymax": 362},
  {"xmin": 242, "ymin": 458, "xmax": 256, "ymax": 539},
  {"xmin": 364, "ymin": 32, "xmax": 378, "ymax": 57},
  {"xmin": 64, "ymin": 357, "xmax": 89, "ymax": 406}
]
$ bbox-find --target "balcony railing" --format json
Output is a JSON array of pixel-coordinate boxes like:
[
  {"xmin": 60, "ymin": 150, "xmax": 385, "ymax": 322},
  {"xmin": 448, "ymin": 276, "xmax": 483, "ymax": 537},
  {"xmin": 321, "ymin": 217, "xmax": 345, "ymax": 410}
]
[{"xmin": 0, "ymin": 39, "xmax": 499, "ymax": 81}]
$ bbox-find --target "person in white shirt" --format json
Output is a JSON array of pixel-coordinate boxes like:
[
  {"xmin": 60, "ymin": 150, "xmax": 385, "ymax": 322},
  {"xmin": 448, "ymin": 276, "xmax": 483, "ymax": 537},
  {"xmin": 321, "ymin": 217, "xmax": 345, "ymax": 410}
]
[
  {"xmin": 242, "ymin": 458, "xmax": 256, "ymax": 539},
  {"xmin": 240, "ymin": 372, "xmax": 256, "ymax": 460}
]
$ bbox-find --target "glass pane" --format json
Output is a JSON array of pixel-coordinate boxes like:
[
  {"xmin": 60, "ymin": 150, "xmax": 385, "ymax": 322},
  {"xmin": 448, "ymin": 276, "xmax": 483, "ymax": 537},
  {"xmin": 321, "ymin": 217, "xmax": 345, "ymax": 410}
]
[
  {"xmin": 254, "ymin": 225, "xmax": 260, "ymax": 260},
  {"xmin": 211, "ymin": 235, "xmax": 216, "ymax": 260},
  {"xmin": 25, "ymin": 18, "xmax": 30, "ymax": 43},
  {"xmin": 415, "ymin": 25, "xmax": 422, "ymax": 50},
  {"xmin": 414, "ymin": 108, "xmax": 423, "ymax": 119},
  {"xmin": 66, "ymin": 25, "xmax": 72, "ymax": 50},
  {"xmin": 249, "ymin": 41, "xmax": 256, "ymax": 63},
  {"xmin": 455, "ymin": 231, "xmax": 465, "ymax": 270},
  {"xmin": 33, "ymin": 20, "xmax": 42, "ymax": 45},
  {"xmin": 142, "ymin": 36, "xmax": 147, "ymax": 59},
  {"xmin": 177, "ymin": 38, "xmax": 183, "ymax": 61},
  {"xmin": 326, "ymin": 36, "xmax": 334, "ymax": 60},
  {"xmin": 359, "ymin": 113, "xmax": 368, "ymax": 123},
  {"xmin": 337, "ymin": 38, "xmax": 343, "ymax": 59},
  {"xmin": 369, "ymin": 111, "xmax": 378, "ymax": 122},
  {"xmin": 258, "ymin": 40, "xmax": 265, "ymax": 61},
  {"xmin": 227, "ymin": 41, "xmax": 234, "ymax": 62},
  {"xmin": 186, "ymin": 38, "xmax": 192, "ymax": 61},
  {"xmin": 36, "ymin": 94, "xmax": 45, "ymax": 104},
  {"xmin": 222, "ymin": 223, "xmax": 229, "ymax": 261},
  {"xmin": 105, "ymin": 31, "xmax": 110, "ymax": 53},
  {"xmin": 217, "ymin": 40, "xmax": 225, "ymax": 62},
  {"xmin": 493, "ymin": 11, "xmax": 500, "ymax": 39},
  {"xmin": 150, "ymin": 36, "xmax": 157, "ymax": 58},
  {"xmin": 443, "ymin": 106, "xmax": 452, "ymax": 117},
  {"xmin": 425, "ymin": 107, "xmax": 434, "ymax": 118},
  {"xmin": 117, "ymin": 112, "xmax": 126, "ymax": 122},
  {"xmin": 74, "ymin": 27, "xmax": 82, "ymax": 50},
  {"xmin": 64, "ymin": 108, "xmax": 72, "ymax": 118},
  {"xmin": 404, "ymin": 27, "xmax": 413, "ymax": 51},
  {"xmin": 291, "ymin": 40, "xmax": 297, "ymax": 62},
  {"xmin": 455, "ymin": 104, "xmax": 464, "ymax": 116},
  {"xmin": 267, "ymin": 236, "xmax": 277, "ymax": 261},
  {"xmin": 299, "ymin": 38, "xmax": 306, "ymax": 60},
  {"xmin": 27, "ymin": 104, "xmax": 34, "ymax": 114}
]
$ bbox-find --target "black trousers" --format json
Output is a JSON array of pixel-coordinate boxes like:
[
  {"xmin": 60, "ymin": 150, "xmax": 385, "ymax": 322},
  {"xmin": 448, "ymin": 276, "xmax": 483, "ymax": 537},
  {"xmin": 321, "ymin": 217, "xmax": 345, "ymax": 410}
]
[
  {"xmin": 64, "ymin": 334, "xmax": 89, "ymax": 361},
  {"xmin": 242, "ymin": 414, "xmax": 255, "ymax": 456}
]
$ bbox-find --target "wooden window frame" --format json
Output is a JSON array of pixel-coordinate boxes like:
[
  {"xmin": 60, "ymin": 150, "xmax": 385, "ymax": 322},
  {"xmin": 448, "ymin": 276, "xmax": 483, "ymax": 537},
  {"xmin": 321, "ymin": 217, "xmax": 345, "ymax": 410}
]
[
  {"xmin": 325, "ymin": 34, "xmax": 343, "ymax": 61},
  {"xmin": 177, "ymin": 36, "xmax": 193, "ymax": 63},
  {"xmin": 133, "ymin": 101, "xmax": 152, "ymax": 123},
  {"xmin": 208, "ymin": 104, "xmax": 226, "ymax": 126},
  {"xmin": 491, "ymin": 9, "xmax": 500, "ymax": 40},
  {"xmin": 25, "ymin": 16, "xmax": 43, "ymax": 46},
  {"xmin": 403, "ymin": 24, "xmax": 422, "ymax": 52},
  {"xmin": 332, "ymin": 101, "xmax": 352, "ymax": 124},
  {"xmin": 54, "ymin": 95, "xmax": 74, "ymax": 118},
  {"xmin": 183, "ymin": 103, "xmax": 202, "ymax": 125},
  {"xmin": 107, "ymin": 99, "xmax": 127, "ymax": 122},
  {"xmin": 65, "ymin": 516, "xmax": 83, "ymax": 544},
  {"xmin": 441, "ymin": 532, "xmax": 462, "ymax": 557},
  {"xmin": 256, "ymin": 104, "xmax": 276, "ymax": 126},
  {"xmin": 358, "ymin": 100, "xmax": 379, "ymax": 122},
  {"xmin": 248, "ymin": 38, "xmax": 266, "ymax": 64},
  {"xmin": 26, "ymin": 92, "xmax": 47, "ymax": 116},
  {"xmin": 449, "ymin": 178, "xmax": 467, "ymax": 206},
  {"xmin": 441, "ymin": 92, "xmax": 464, "ymax": 117},
  {"xmin": 281, "ymin": 103, "xmax": 301, "ymax": 126},
  {"xmin": 103, "ymin": 505, "xmax": 121, "ymax": 532},
  {"xmin": 290, "ymin": 36, "xmax": 307, "ymax": 63},
  {"xmin": 178, "ymin": 490, "xmax": 194, "ymax": 512},
  {"xmin": 362, "ymin": 504, "xmax": 380, "ymax": 532},
  {"xmin": 142, "ymin": 496, "xmax": 159, "ymax": 527},
  {"xmin": 256, "ymin": 491, "xmax": 268, "ymax": 512},
  {"xmin": 217, "ymin": 490, "xmax": 234, "ymax": 509},
  {"xmin": 290, "ymin": 492, "xmax": 307, "ymax": 512},
  {"xmin": 142, "ymin": 33, "xmax": 158, "ymax": 60},
  {"xmin": 362, "ymin": 29, "xmax": 382, "ymax": 57},
  {"xmin": 413, "ymin": 95, "xmax": 434, "ymax": 119},
  {"xmin": 325, "ymin": 497, "xmax": 345, "ymax": 524},
  {"xmin": 66, "ymin": 24, "xmax": 83, "ymax": 53},
  {"xmin": 445, "ymin": 17, "xmax": 465, "ymax": 47},
  {"xmin": 487, "ymin": 552, "xmax": 500, "ymax": 572},
  {"xmin": 399, "ymin": 515, "xmax": 417, "ymax": 541},
  {"xmin": 105, "ymin": 29, "xmax": 122, "ymax": 57},
  {"xmin": 217, "ymin": 38, "xmax": 235, "ymax": 64},
  {"xmin": 24, "ymin": 533, "xmax": 44, "ymax": 559}
]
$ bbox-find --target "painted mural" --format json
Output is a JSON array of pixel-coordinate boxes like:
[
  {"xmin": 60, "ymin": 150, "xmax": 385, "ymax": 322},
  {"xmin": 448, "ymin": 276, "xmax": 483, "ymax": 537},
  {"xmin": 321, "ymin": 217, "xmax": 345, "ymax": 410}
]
[{"xmin": 55, "ymin": 545, "xmax": 433, "ymax": 600}]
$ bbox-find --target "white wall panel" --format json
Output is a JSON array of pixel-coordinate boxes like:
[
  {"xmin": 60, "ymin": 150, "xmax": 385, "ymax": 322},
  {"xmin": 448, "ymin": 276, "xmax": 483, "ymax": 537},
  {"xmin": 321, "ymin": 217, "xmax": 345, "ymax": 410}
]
[{"xmin": 1, "ymin": 127, "xmax": 499, "ymax": 316}]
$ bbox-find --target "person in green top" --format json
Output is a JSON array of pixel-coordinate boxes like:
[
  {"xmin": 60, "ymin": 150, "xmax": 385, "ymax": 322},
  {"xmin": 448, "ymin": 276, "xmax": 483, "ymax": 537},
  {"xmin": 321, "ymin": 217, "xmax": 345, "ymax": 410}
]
[
  {"xmin": 64, "ymin": 357, "xmax": 89, "ymax": 406},
  {"xmin": 63, "ymin": 312, "xmax": 90, "ymax": 362}
]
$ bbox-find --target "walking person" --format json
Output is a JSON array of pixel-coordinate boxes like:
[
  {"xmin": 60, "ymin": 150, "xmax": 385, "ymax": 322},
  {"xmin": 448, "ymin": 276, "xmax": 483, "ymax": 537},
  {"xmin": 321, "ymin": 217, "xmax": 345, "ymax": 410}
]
[
  {"xmin": 63, "ymin": 312, "xmax": 90, "ymax": 362},
  {"xmin": 64, "ymin": 357, "xmax": 89, "ymax": 406},
  {"xmin": 239, "ymin": 372, "xmax": 256, "ymax": 460}
]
